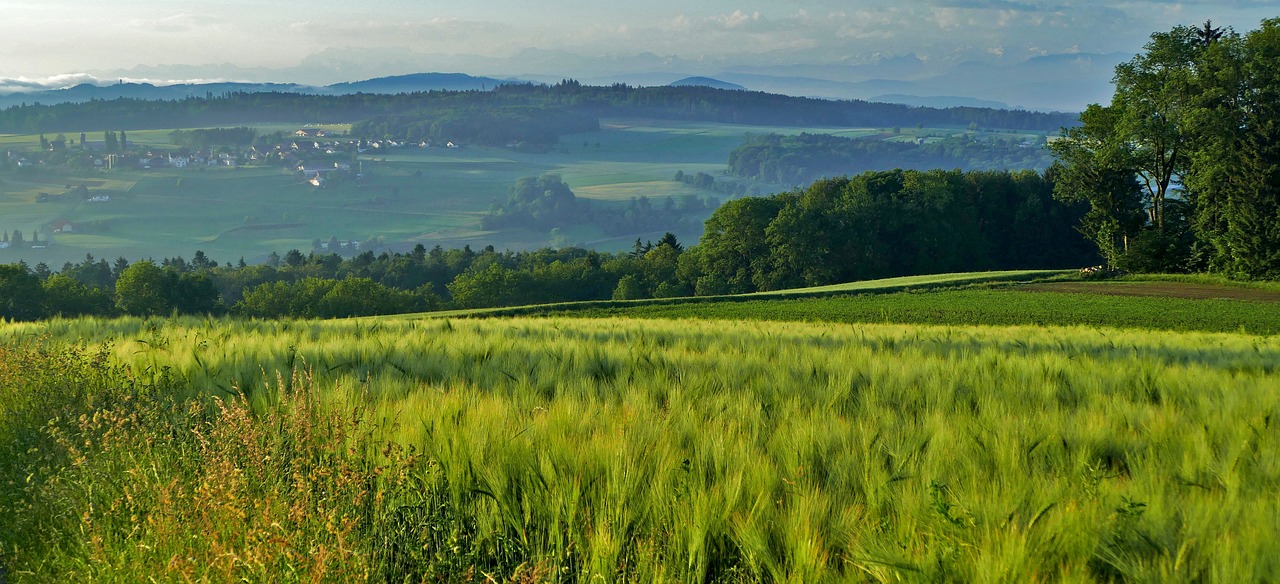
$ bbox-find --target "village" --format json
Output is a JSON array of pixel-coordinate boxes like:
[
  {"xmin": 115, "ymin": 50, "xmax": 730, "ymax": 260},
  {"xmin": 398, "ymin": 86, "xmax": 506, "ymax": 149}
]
[{"xmin": 4, "ymin": 127, "xmax": 460, "ymax": 178}]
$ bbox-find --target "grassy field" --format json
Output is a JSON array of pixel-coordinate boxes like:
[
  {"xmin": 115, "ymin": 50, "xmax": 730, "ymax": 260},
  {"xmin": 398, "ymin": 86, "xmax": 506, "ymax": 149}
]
[{"xmin": 2, "ymin": 275, "xmax": 1279, "ymax": 581}]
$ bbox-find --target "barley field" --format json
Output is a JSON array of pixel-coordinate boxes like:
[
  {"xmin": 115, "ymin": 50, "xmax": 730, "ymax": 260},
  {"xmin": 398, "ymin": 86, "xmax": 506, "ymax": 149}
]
[{"xmin": 2, "ymin": 313, "xmax": 1278, "ymax": 582}]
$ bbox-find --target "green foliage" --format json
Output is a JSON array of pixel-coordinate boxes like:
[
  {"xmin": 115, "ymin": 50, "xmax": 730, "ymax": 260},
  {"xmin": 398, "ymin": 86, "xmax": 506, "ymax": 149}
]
[
  {"xmin": 1049, "ymin": 109, "xmax": 1148, "ymax": 265},
  {"xmin": 482, "ymin": 175, "xmax": 713, "ymax": 236},
  {"xmin": 1057, "ymin": 19, "xmax": 1280, "ymax": 277},
  {"xmin": 0, "ymin": 264, "xmax": 45, "ymax": 321},
  {"xmin": 446, "ymin": 263, "xmax": 532, "ymax": 309},
  {"xmin": 696, "ymin": 195, "xmax": 785, "ymax": 293},
  {"xmin": 611, "ymin": 274, "xmax": 644, "ymax": 300},
  {"xmin": 316, "ymin": 277, "xmax": 422, "ymax": 318},
  {"xmin": 482, "ymin": 174, "xmax": 585, "ymax": 230},
  {"xmin": 236, "ymin": 277, "xmax": 425, "ymax": 318},
  {"xmin": 693, "ymin": 169, "xmax": 1094, "ymax": 294},
  {"xmin": 42, "ymin": 274, "xmax": 115, "ymax": 317},
  {"xmin": 1185, "ymin": 20, "xmax": 1280, "ymax": 278},
  {"xmin": 114, "ymin": 260, "xmax": 179, "ymax": 316}
]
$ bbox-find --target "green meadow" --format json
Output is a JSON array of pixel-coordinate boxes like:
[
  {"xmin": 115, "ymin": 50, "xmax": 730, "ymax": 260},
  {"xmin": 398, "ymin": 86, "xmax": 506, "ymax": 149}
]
[{"xmin": 2, "ymin": 276, "xmax": 1279, "ymax": 581}]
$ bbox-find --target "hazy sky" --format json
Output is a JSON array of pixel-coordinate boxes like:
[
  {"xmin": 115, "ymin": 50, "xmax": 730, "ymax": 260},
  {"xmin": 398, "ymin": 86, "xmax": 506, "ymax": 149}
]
[{"xmin": 0, "ymin": 0, "xmax": 1273, "ymax": 82}]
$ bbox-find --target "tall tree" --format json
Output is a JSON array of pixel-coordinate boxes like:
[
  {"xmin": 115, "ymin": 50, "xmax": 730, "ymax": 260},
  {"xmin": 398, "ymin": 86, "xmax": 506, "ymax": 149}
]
[
  {"xmin": 1189, "ymin": 20, "xmax": 1280, "ymax": 277},
  {"xmin": 1052, "ymin": 24, "xmax": 1219, "ymax": 268},
  {"xmin": 1108, "ymin": 25, "xmax": 1206, "ymax": 232},
  {"xmin": 0, "ymin": 264, "xmax": 45, "ymax": 321}
]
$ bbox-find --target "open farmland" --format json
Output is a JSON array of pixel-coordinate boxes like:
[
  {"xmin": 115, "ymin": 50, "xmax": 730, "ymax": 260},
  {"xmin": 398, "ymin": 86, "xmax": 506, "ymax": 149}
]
[
  {"xmin": 0, "ymin": 119, "xmax": 1048, "ymax": 266},
  {"xmin": 3, "ymin": 298, "xmax": 1279, "ymax": 581}
]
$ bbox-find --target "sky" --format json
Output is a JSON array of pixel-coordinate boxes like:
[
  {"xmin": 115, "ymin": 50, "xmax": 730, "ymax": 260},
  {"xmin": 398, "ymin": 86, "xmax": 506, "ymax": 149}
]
[{"xmin": 0, "ymin": 0, "xmax": 1273, "ymax": 107}]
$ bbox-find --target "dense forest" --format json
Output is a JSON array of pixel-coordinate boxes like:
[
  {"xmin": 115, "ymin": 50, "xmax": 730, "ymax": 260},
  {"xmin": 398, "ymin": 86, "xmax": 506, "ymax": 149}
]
[
  {"xmin": 728, "ymin": 132, "xmax": 1056, "ymax": 185},
  {"xmin": 0, "ymin": 81, "xmax": 1077, "ymax": 137},
  {"xmin": 0, "ymin": 168, "xmax": 1095, "ymax": 320}
]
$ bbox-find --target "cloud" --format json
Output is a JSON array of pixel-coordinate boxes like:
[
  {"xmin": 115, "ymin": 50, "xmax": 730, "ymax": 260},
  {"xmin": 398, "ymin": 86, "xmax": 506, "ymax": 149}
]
[
  {"xmin": 0, "ymin": 73, "xmax": 240, "ymax": 94},
  {"xmin": 930, "ymin": 0, "xmax": 1053, "ymax": 10},
  {"xmin": 0, "ymin": 74, "xmax": 101, "ymax": 93},
  {"xmin": 127, "ymin": 12, "xmax": 225, "ymax": 34},
  {"xmin": 710, "ymin": 10, "xmax": 761, "ymax": 29},
  {"xmin": 287, "ymin": 17, "xmax": 507, "ymax": 39}
]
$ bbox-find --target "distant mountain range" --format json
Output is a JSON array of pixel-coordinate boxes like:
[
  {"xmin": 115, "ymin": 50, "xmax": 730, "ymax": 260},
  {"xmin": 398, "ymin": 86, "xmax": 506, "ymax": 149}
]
[
  {"xmin": 0, "ymin": 73, "xmax": 520, "ymax": 110},
  {"xmin": 46, "ymin": 47, "xmax": 1127, "ymax": 113},
  {"xmin": 327, "ymin": 72, "xmax": 516, "ymax": 93},
  {"xmin": 668, "ymin": 77, "xmax": 746, "ymax": 91},
  {"xmin": 0, "ymin": 60, "xmax": 1113, "ymax": 114}
]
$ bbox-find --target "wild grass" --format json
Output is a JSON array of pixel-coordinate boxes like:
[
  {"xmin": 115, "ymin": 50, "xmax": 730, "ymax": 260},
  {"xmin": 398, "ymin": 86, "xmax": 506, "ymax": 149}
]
[{"xmin": 2, "ymin": 315, "xmax": 1279, "ymax": 581}]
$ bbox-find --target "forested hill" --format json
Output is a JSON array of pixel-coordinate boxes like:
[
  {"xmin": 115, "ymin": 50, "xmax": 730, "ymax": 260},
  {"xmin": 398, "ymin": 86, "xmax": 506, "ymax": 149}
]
[
  {"xmin": 0, "ymin": 81, "xmax": 1077, "ymax": 135},
  {"xmin": 728, "ymin": 133, "xmax": 1058, "ymax": 184}
]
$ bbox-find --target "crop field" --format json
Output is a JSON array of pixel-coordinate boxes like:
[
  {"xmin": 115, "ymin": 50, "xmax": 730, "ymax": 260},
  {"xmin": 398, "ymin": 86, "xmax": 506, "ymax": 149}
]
[
  {"xmin": 2, "ymin": 298, "xmax": 1279, "ymax": 581},
  {"xmin": 424, "ymin": 271, "xmax": 1280, "ymax": 335},
  {"xmin": 538, "ymin": 284, "xmax": 1280, "ymax": 335}
]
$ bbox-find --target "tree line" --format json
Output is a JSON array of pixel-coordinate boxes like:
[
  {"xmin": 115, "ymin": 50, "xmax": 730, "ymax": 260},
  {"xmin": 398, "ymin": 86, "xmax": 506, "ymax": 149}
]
[
  {"xmin": 684, "ymin": 169, "xmax": 1094, "ymax": 293},
  {"xmin": 0, "ymin": 167, "xmax": 1097, "ymax": 321},
  {"xmin": 727, "ymin": 133, "xmax": 1055, "ymax": 185},
  {"xmin": 1052, "ymin": 19, "xmax": 1280, "ymax": 278}
]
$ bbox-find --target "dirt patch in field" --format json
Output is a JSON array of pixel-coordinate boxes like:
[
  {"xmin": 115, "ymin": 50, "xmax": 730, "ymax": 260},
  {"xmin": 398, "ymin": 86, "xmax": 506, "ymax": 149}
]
[{"xmin": 1020, "ymin": 281, "xmax": 1280, "ymax": 303}]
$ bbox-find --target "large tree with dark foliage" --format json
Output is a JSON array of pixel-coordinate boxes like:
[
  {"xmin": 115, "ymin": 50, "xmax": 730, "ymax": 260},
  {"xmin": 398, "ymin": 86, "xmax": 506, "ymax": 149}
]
[{"xmin": 1184, "ymin": 20, "xmax": 1280, "ymax": 277}]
